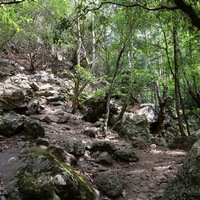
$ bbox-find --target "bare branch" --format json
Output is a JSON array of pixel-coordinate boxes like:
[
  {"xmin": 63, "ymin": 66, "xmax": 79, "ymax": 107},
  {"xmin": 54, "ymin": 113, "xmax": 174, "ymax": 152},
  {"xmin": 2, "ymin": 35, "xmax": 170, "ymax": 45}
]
[
  {"xmin": 0, "ymin": 0, "xmax": 26, "ymax": 5},
  {"xmin": 89, "ymin": 1, "xmax": 178, "ymax": 12}
]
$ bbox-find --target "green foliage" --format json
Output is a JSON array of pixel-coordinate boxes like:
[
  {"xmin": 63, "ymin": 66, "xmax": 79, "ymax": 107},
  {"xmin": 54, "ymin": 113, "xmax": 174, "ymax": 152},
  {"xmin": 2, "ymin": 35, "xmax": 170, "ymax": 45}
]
[
  {"xmin": 75, "ymin": 65, "xmax": 95, "ymax": 82},
  {"xmin": 89, "ymin": 84, "xmax": 110, "ymax": 98}
]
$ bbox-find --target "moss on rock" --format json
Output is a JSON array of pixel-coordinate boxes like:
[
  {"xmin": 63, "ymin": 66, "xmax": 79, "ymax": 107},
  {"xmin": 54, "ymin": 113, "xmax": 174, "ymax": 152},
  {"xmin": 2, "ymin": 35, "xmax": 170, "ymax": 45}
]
[{"xmin": 17, "ymin": 147, "xmax": 97, "ymax": 200}]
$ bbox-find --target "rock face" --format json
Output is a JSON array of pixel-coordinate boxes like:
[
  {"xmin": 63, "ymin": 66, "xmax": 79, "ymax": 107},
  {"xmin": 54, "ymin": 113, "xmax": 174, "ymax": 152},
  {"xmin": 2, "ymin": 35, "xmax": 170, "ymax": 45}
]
[
  {"xmin": 94, "ymin": 170, "xmax": 123, "ymax": 197},
  {"xmin": 15, "ymin": 148, "xmax": 97, "ymax": 200},
  {"xmin": 162, "ymin": 139, "xmax": 200, "ymax": 200}
]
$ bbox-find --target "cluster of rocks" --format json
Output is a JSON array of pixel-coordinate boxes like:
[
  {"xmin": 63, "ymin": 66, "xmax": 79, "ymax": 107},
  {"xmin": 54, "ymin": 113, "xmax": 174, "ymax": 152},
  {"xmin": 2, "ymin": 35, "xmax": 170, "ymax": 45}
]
[
  {"xmin": 36, "ymin": 139, "xmax": 139, "ymax": 198},
  {"xmin": 0, "ymin": 69, "xmax": 72, "ymax": 113},
  {"xmin": 0, "ymin": 135, "xmax": 139, "ymax": 200}
]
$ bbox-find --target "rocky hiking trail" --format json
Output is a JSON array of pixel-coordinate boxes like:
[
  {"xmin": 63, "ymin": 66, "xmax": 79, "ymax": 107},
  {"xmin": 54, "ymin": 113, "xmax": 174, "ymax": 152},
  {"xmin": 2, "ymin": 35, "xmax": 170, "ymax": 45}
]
[
  {"xmin": 0, "ymin": 110, "xmax": 187, "ymax": 200},
  {"xmin": 0, "ymin": 58, "xmax": 192, "ymax": 199}
]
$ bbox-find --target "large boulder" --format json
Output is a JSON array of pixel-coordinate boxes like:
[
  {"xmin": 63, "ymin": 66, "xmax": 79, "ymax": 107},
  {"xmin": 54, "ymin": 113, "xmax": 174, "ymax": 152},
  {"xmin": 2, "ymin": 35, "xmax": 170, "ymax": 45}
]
[
  {"xmin": 90, "ymin": 140, "xmax": 138, "ymax": 163},
  {"xmin": 0, "ymin": 114, "xmax": 45, "ymax": 138},
  {"xmin": 14, "ymin": 148, "xmax": 98, "ymax": 200},
  {"xmin": 162, "ymin": 139, "xmax": 200, "ymax": 200},
  {"xmin": 0, "ymin": 87, "xmax": 27, "ymax": 110},
  {"xmin": 22, "ymin": 116, "xmax": 45, "ymax": 138},
  {"xmin": 136, "ymin": 103, "xmax": 159, "ymax": 123},
  {"xmin": 82, "ymin": 97, "xmax": 117, "ymax": 123},
  {"xmin": 0, "ymin": 73, "xmax": 34, "ymax": 111},
  {"xmin": 168, "ymin": 135, "xmax": 198, "ymax": 151},
  {"xmin": 116, "ymin": 113, "xmax": 150, "ymax": 143},
  {"xmin": 0, "ymin": 115, "xmax": 24, "ymax": 137}
]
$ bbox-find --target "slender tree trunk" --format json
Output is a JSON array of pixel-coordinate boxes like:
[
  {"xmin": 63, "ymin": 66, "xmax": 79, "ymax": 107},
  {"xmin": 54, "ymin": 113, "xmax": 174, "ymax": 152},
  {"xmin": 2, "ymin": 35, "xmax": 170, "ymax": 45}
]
[
  {"xmin": 72, "ymin": 17, "xmax": 82, "ymax": 114},
  {"xmin": 111, "ymin": 88, "xmax": 130, "ymax": 130},
  {"xmin": 173, "ymin": 23, "xmax": 186, "ymax": 136},
  {"xmin": 91, "ymin": 14, "xmax": 96, "ymax": 73},
  {"xmin": 103, "ymin": 43, "xmax": 126, "ymax": 135},
  {"xmin": 154, "ymin": 82, "xmax": 171, "ymax": 133},
  {"xmin": 183, "ymin": 43, "xmax": 200, "ymax": 108},
  {"xmin": 161, "ymin": 18, "xmax": 189, "ymax": 135},
  {"xmin": 111, "ymin": 49, "xmax": 136, "ymax": 130}
]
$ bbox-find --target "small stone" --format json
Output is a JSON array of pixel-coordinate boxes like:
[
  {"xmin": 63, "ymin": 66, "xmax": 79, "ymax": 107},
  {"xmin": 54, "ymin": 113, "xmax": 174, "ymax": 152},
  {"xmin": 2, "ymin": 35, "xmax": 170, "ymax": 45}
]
[
  {"xmin": 43, "ymin": 115, "xmax": 60, "ymax": 123},
  {"xmin": 122, "ymin": 189, "xmax": 126, "ymax": 197},
  {"xmin": 54, "ymin": 174, "xmax": 66, "ymax": 185},
  {"xmin": 36, "ymin": 137, "xmax": 49, "ymax": 147},
  {"xmin": 30, "ymin": 82, "xmax": 39, "ymax": 91},
  {"xmin": 83, "ymin": 127, "xmax": 99, "ymax": 138},
  {"xmin": 150, "ymin": 144, "xmax": 157, "ymax": 150},
  {"xmin": 96, "ymin": 152, "xmax": 113, "ymax": 165}
]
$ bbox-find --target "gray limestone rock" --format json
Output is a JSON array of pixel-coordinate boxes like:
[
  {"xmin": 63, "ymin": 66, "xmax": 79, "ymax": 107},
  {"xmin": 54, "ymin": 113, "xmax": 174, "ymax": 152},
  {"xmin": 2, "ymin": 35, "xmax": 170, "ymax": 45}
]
[
  {"xmin": 0, "ymin": 88, "xmax": 26, "ymax": 110},
  {"xmin": 63, "ymin": 139, "xmax": 86, "ymax": 156},
  {"xmin": 25, "ymin": 99, "xmax": 40, "ymax": 115},
  {"xmin": 114, "ymin": 148, "xmax": 138, "ymax": 162},
  {"xmin": 48, "ymin": 145, "xmax": 77, "ymax": 166},
  {"xmin": 96, "ymin": 152, "xmax": 113, "ymax": 165},
  {"xmin": 83, "ymin": 127, "xmax": 100, "ymax": 138},
  {"xmin": 0, "ymin": 114, "xmax": 45, "ymax": 138},
  {"xmin": 90, "ymin": 141, "xmax": 118, "ymax": 153},
  {"xmin": 14, "ymin": 148, "xmax": 97, "ymax": 200},
  {"xmin": 94, "ymin": 170, "xmax": 123, "ymax": 197},
  {"xmin": 162, "ymin": 139, "xmax": 200, "ymax": 200},
  {"xmin": 117, "ymin": 113, "xmax": 150, "ymax": 144}
]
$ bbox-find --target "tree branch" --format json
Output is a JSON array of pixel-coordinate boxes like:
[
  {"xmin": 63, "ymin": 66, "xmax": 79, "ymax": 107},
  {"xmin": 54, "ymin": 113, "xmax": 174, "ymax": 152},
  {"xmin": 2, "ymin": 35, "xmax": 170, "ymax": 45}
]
[
  {"xmin": 89, "ymin": 1, "xmax": 178, "ymax": 12},
  {"xmin": 174, "ymin": 0, "xmax": 200, "ymax": 30},
  {"xmin": 89, "ymin": 1, "xmax": 200, "ymax": 30},
  {"xmin": 0, "ymin": 0, "xmax": 26, "ymax": 5}
]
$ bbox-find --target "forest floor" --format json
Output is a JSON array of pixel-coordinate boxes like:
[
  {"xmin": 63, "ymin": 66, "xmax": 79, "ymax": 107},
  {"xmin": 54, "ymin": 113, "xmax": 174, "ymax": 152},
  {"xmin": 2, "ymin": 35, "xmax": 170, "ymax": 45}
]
[{"xmin": 0, "ymin": 107, "xmax": 187, "ymax": 200}]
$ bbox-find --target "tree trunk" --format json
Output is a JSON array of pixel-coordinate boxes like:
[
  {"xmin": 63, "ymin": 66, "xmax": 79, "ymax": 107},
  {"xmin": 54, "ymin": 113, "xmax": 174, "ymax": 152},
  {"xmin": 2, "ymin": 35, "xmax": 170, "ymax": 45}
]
[
  {"xmin": 111, "ymin": 87, "xmax": 131, "ymax": 130},
  {"xmin": 154, "ymin": 82, "xmax": 170, "ymax": 133},
  {"xmin": 103, "ymin": 43, "xmax": 126, "ymax": 135},
  {"xmin": 91, "ymin": 14, "xmax": 96, "ymax": 73},
  {"xmin": 72, "ymin": 17, "xmax": 82, "ymax": 114},
  {"xmin": 173, "ymin": 23, "xmax": 186, "ymax": 136}
]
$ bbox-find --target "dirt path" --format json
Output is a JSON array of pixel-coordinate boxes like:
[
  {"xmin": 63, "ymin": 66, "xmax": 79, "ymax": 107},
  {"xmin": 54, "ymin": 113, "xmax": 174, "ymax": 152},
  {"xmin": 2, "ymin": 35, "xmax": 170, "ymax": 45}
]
[
  {"xmin": 0, "ymin": 117, "xmax": 187, "ymax": 200},
  {"xmin": 115, "ymin": 148, "xmax": 186, "ymax": 200},
  {"xmin": 39, "ymin": 119, "xmax": 187, "ymax": 200}
]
